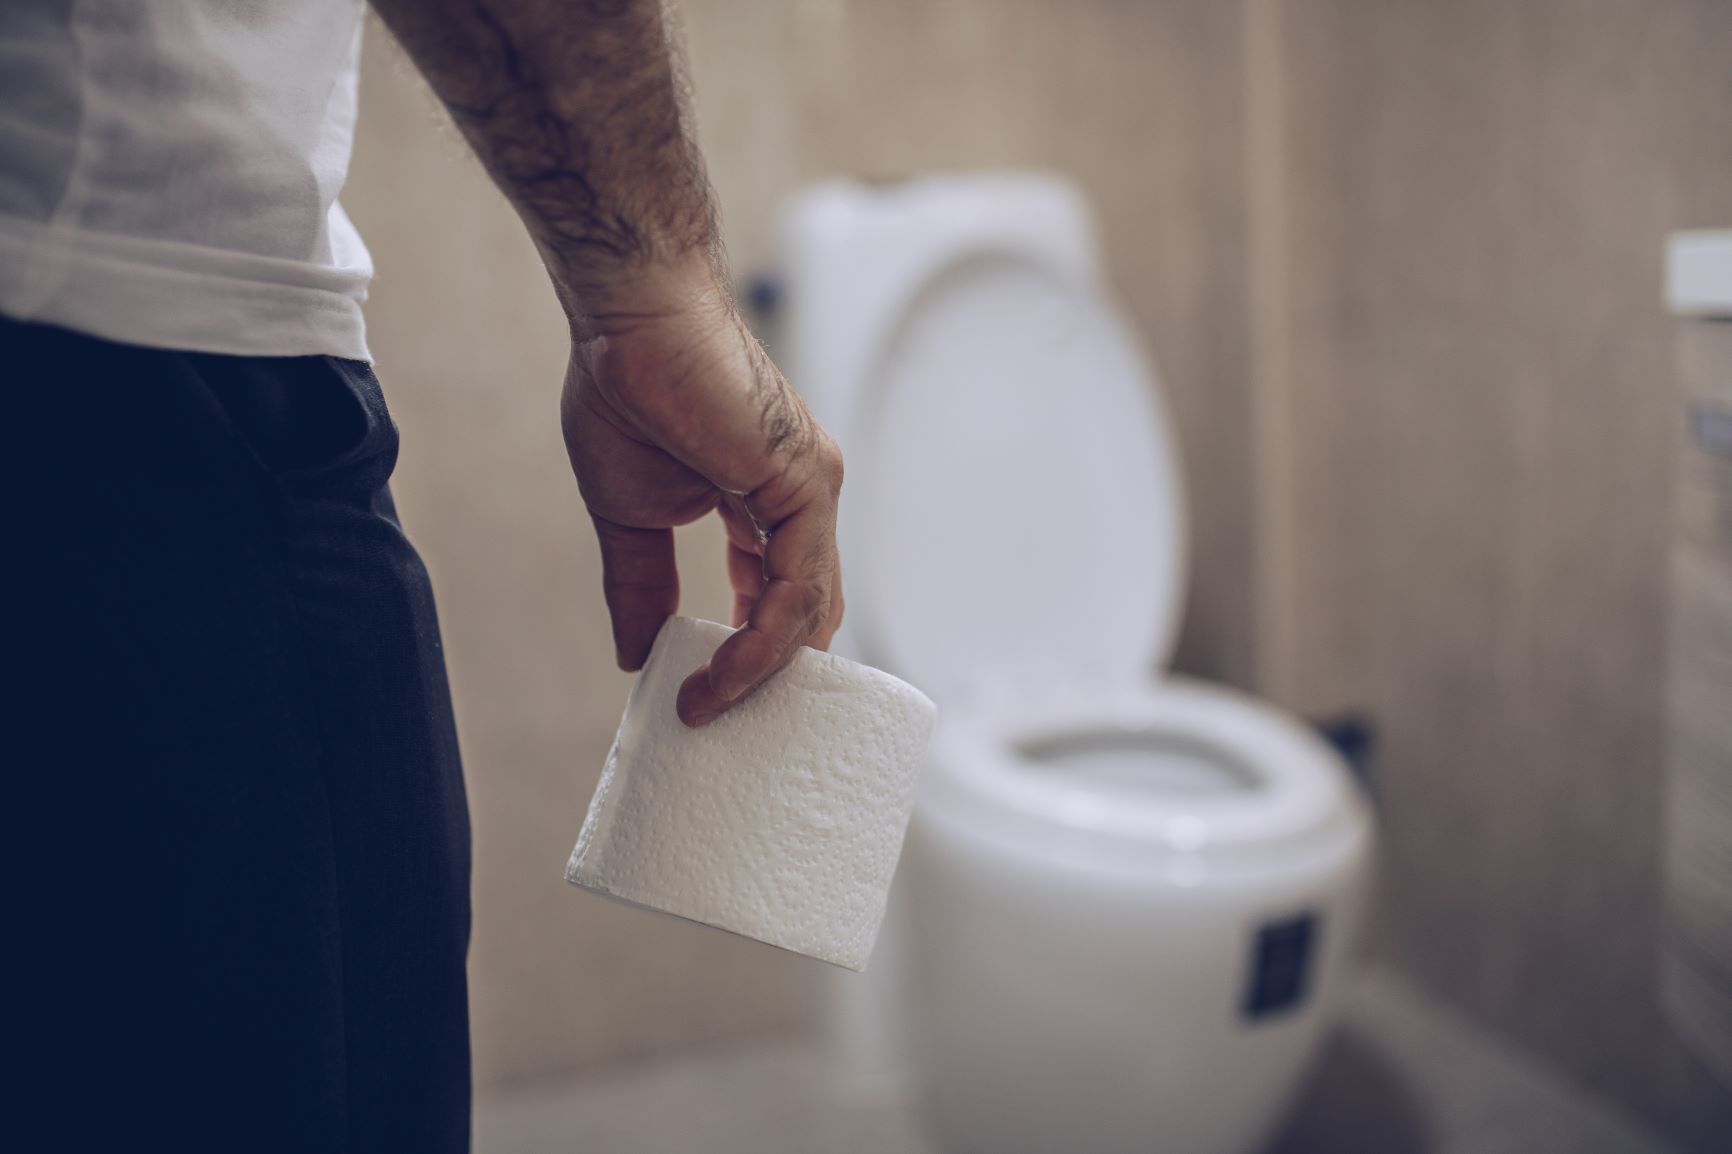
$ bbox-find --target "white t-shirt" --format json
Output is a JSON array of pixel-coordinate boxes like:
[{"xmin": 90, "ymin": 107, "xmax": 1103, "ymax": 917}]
[{"xmin": 0, "ymin": 0, "xmax": 374, "ymax": 361}]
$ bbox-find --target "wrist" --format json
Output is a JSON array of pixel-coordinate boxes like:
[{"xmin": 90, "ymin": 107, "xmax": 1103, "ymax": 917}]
[{"xmin": 551, "ymin": 246, "xmax": 726, "ymax": 340}]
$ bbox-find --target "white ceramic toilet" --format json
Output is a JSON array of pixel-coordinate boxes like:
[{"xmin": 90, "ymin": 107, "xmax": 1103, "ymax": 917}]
[{"xmin": 777, "ymin": 173, "xmax": 1373, "ymax": 1154}]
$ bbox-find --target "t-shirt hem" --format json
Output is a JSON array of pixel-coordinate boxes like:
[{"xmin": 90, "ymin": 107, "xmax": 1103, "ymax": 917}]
[{"xmin": 0, "ymin": 216, "xmax": 373, "ymax": 362}]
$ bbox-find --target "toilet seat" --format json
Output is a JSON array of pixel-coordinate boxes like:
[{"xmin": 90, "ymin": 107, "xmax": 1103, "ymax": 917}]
[
  {"xmin": 781, "ymin": 173, "xmax": 1359, "ymax": 855},
  {"xmin": 927, "ymin": 678, "xmax": 1356, "ymax": 862},
  {"xmin": 845, "ymin": 248, "xmax": 1185, "ymax": 701},
  {"xmin": 782, "ymin": 175, "xmax": 1186, "ymax": 696}
]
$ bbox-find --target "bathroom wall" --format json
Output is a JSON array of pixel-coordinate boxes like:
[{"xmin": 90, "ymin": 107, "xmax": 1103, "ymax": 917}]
[
  {"xmin": 345, "ymin": 0, "xmax": 1732, "ymax": 1138},
  {"xmin": 1250, "ymin": 0, "xmax": 1732, "ymax": 1145},
  {"xmin": 343, "ymin": 0, "xmax": 1260, "ymax": 1091}
]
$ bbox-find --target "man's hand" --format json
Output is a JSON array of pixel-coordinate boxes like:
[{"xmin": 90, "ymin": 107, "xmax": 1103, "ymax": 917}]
[
  {"xmin": 370, "ymin": 0, "xmax": 842, "ymax": 723},
  {"xmin": 562, "ymin": 272, "xmax": 843, "ymax": 725}
]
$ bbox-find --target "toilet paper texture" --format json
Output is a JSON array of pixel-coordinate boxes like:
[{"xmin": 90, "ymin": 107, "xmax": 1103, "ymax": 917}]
[{"xmin": 566, "ymin": 616, "xmax": 937, "ymax": 971}]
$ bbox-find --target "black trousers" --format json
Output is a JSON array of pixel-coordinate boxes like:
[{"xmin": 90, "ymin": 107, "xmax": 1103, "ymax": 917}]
[{"xmin": 10, "ymin": 318, "xmax": 472, "ymax": 1152}]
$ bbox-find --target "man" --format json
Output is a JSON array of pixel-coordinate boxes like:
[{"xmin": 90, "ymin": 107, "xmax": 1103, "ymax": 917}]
[{"xmin": 4, "ymin": 1, "xmax": 842, "ymax": 1148}]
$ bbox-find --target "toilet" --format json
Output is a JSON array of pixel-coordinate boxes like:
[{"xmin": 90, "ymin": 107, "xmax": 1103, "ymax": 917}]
[{"xmin": 777, "ymin": 173, "xmax": 1373, "ymax": 1154}]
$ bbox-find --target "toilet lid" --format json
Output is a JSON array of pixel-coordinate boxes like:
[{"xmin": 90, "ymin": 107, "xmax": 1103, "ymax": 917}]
[{"xmin": 848, "ymin": 252, "xmax": 1185, "ymax": 701}]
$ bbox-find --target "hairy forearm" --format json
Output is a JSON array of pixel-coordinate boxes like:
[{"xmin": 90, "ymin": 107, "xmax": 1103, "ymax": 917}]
[{"xmin": 370, "ymin": 0, "xmax": 721, "ymax": 326}]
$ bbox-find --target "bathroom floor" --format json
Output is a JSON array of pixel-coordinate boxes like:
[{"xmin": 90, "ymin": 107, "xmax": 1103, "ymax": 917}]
[{"xmin": 474, "ymin": 969, "xmax": 1677, "ymax": 1154}]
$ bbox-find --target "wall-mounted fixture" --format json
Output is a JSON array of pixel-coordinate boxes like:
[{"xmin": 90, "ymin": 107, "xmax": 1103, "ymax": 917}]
[{"xmin": 1661, "ymin": 229, "xmax": 1732, "ymax": 1090}]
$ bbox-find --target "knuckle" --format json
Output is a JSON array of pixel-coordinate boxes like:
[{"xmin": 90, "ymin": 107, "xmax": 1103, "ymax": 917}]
[
  {"xmin": 813, "ymin": 434, "xmax": 844, "ymax": 494},
  {"xmin": 802, "ymin": 578, "xmax": 832, "ymax": 631}
]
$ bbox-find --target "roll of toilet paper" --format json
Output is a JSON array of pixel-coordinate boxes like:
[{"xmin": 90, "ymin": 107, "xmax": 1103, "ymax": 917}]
[{"xmin": 566, "ymin": 616, "xmax": 938, "ymax": 971}]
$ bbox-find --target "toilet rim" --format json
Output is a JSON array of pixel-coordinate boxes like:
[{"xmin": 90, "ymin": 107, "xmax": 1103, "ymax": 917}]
[{"xmin": 927, "ymin": 677, "xmax": 1357, "ymax": 852}]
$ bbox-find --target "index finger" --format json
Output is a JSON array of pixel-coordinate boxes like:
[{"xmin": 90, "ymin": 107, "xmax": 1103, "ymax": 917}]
[{"xmin": 676, "ymin": 476, "xmax": 839, "ymax": 725}]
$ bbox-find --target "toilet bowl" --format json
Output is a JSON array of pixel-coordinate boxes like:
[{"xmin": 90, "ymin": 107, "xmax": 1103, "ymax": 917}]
[
  {"xmin": 777, "ymin": 173, "xmax": 1373, "ymax": 1154},
  {"xmin": 908, "ymin": 677, "xmax": 1369, "ymax": 1154}
]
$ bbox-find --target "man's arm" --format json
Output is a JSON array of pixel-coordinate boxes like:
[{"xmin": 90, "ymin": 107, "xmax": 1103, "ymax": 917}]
[{"xmin": 370, "ymin": 0, "xmax": 844, "ymax": 725}]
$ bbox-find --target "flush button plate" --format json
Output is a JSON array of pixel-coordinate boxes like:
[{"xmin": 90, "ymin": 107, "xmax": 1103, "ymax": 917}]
[
  {"xmin": 1243, "ymin": 913, "xmax": 1320, "ymax": 1022},
  {"xmin": 1689, "ymin": 403, "xmax": 1732, "ymax": 459}
]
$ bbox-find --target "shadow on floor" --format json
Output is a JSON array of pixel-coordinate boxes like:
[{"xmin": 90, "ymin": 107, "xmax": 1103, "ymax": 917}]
[{"xmin": 1266, "ymin": 1026, "xmax": 1432, "ymax": 1154}]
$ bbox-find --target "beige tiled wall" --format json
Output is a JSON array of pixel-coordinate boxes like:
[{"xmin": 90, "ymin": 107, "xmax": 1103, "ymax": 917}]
[
  {"xmin": 1255, "ymin": 1, "xmax": 1732, "ymax": 1145},
  {"xmin": 344, "ymin": 0, "xmax": 1258, "ymax": 1091}
]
